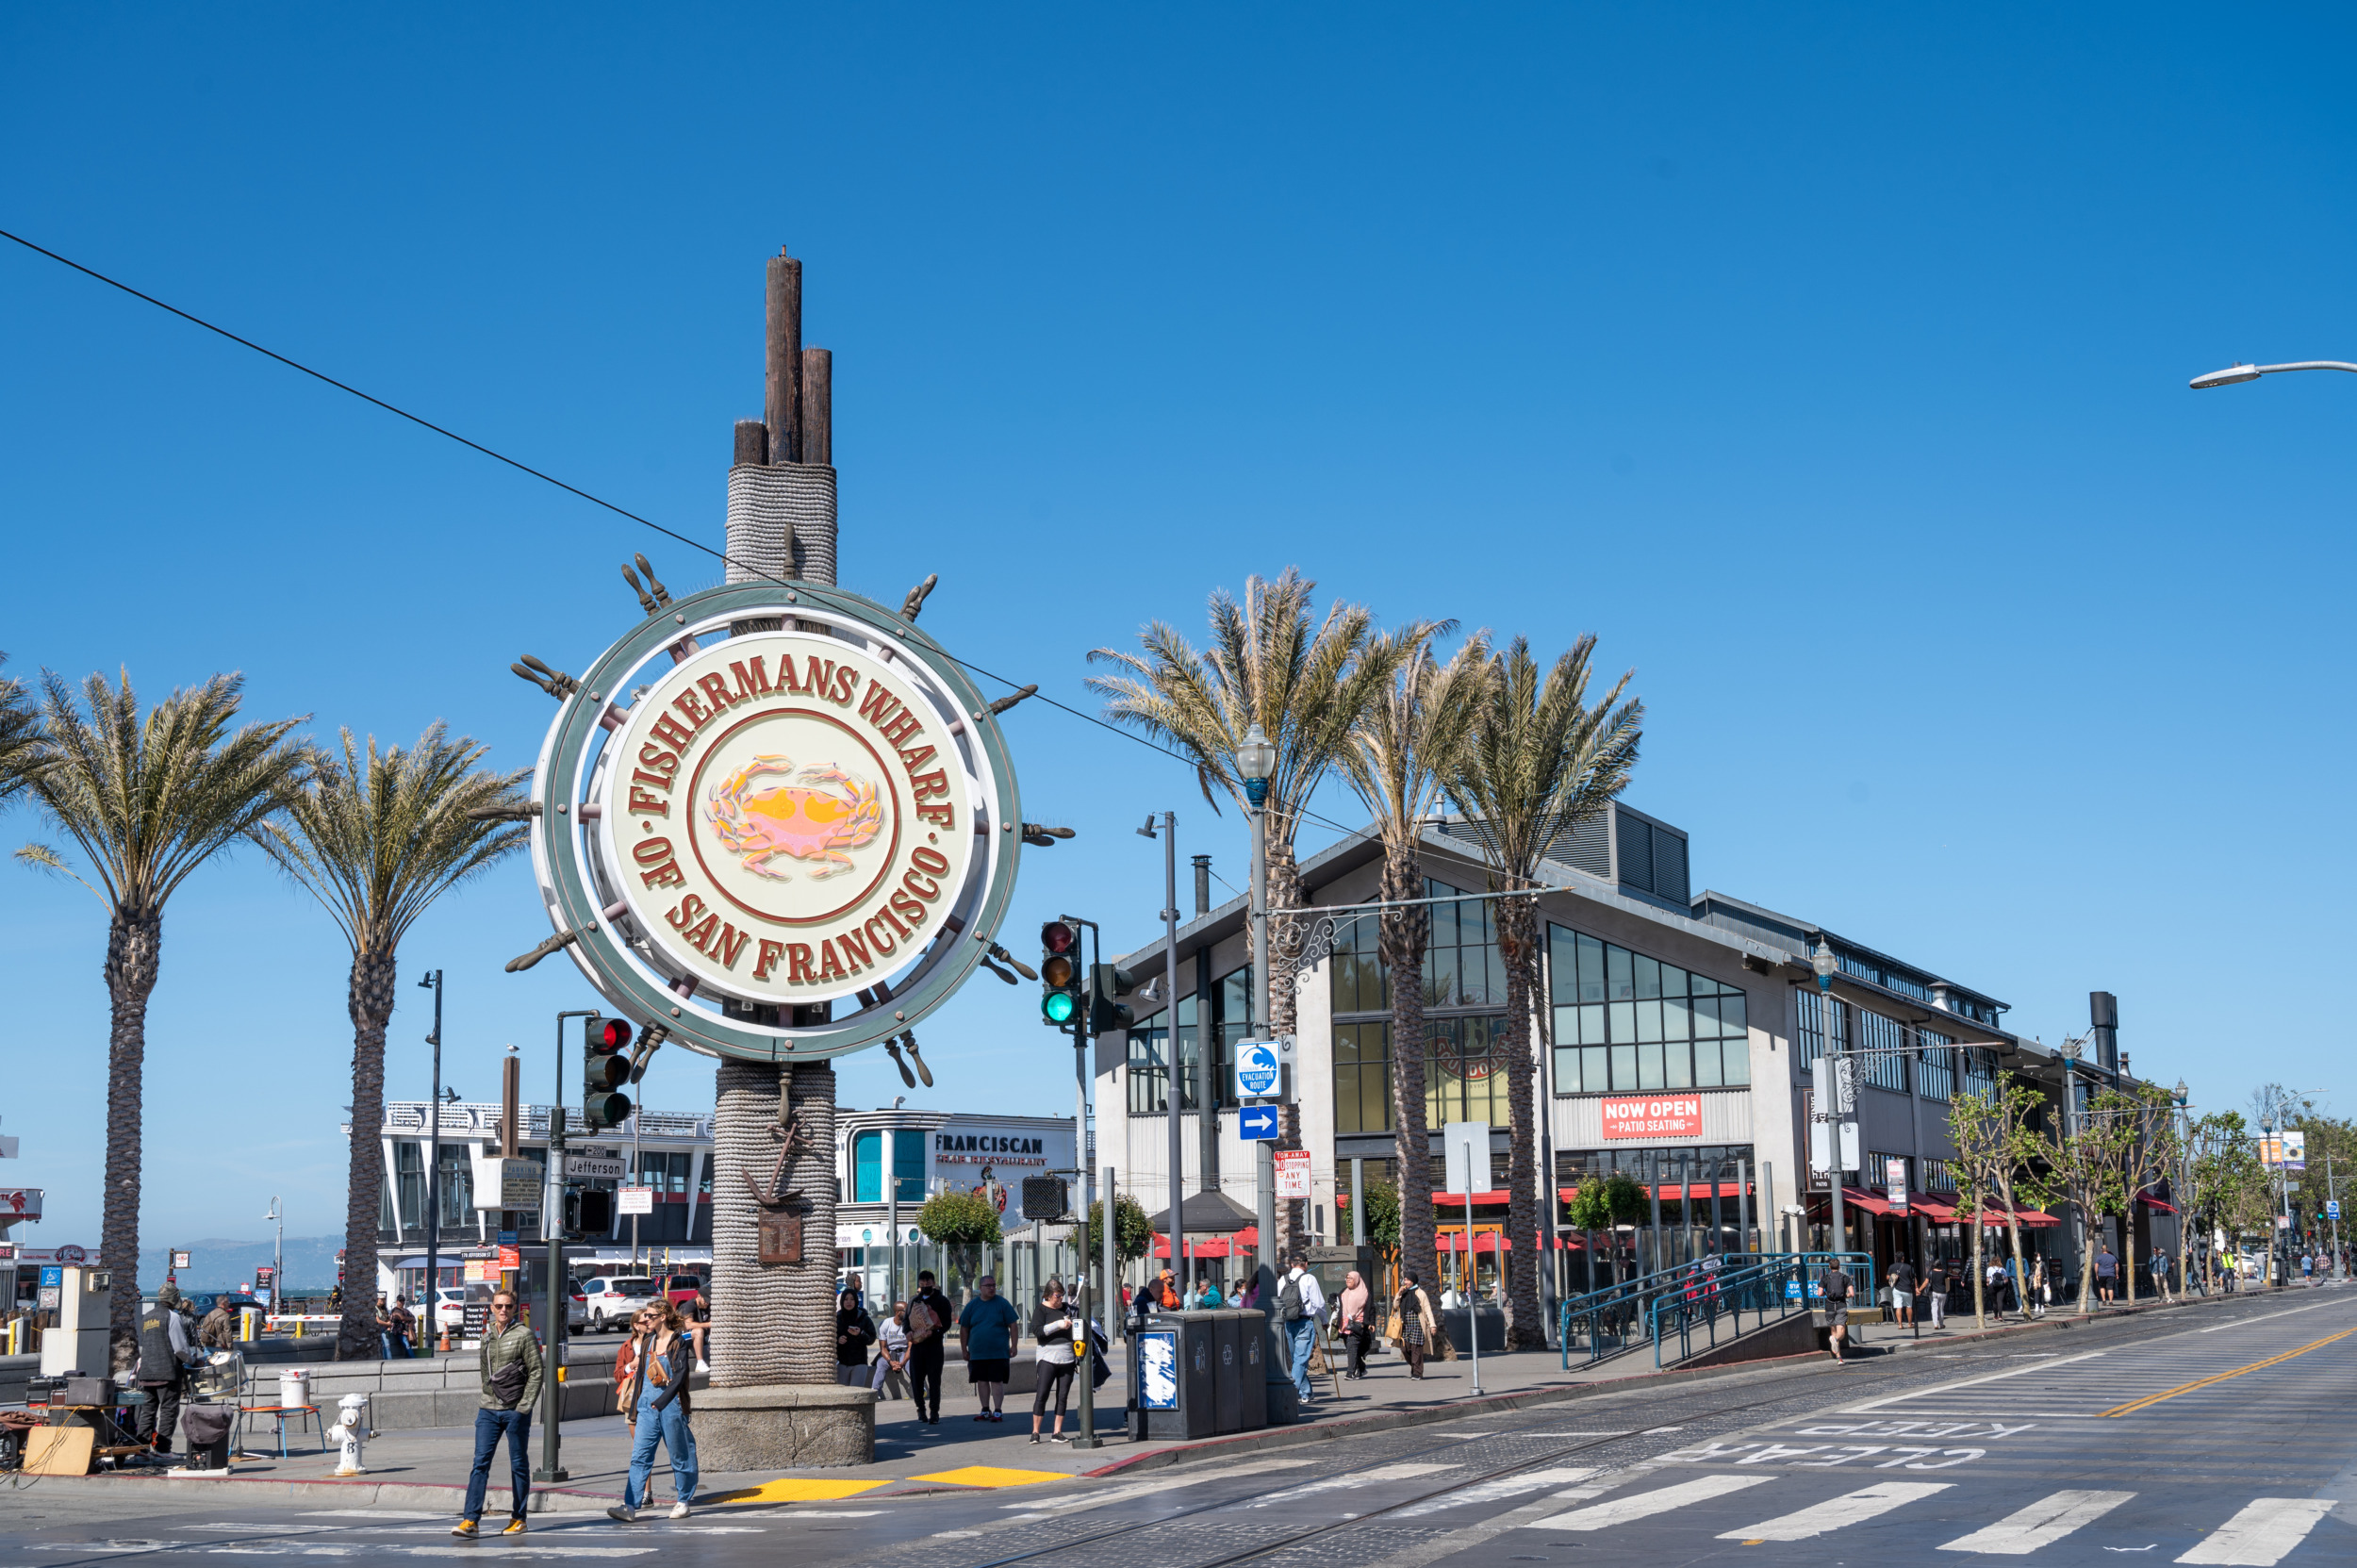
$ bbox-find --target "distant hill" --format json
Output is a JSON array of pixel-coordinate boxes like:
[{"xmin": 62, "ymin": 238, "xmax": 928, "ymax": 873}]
[{"xmin": 140, "ymin": 1235, "xmax": 345, "ymax": 1294}]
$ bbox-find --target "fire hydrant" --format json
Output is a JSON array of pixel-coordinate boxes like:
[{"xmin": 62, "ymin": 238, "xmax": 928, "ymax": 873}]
[{"xmin": 325, "ymin": 1393, "xmax": 371, "ymax": 1476}]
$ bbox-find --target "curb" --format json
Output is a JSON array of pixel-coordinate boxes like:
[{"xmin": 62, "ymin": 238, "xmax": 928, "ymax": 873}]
[{"xmin": 25, "ymin": 1472, "xmax": 622, "ymax": 1511}]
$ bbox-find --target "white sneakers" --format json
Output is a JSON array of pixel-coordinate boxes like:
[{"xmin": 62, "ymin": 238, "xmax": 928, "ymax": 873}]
[
  {"xmin": 668, "ymin": 1502, "xmax": 691, "ymax": 1520},
  {"xmin": 607, "ymin": 1501, "xmax": 690, "ymax": 1524}
]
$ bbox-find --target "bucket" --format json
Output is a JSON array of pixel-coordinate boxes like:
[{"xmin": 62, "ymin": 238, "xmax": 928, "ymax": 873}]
[{"xmin": 278, "ymin": 1368, "xmax": 312, "ymax": 1411}]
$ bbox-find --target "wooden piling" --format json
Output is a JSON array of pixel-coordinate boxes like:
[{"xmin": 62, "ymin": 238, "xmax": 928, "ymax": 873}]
[
  {"xmin": 733, "ymin": 419, "xmax": 768, "ymax": 467},
  {"xmin": 765, "ymin": 248, "xmax": 802, "ymax": 465},
  {"xmin": 800, "ymin": 348, "xmax": 832, "ymax": 466}
]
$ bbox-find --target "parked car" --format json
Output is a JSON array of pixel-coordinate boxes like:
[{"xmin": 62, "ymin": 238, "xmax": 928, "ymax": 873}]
[
  {"xmin": 576, "ymin": 1275, "xmax": 660, "ymax": 1332},
  {"xmin": 662, "ymin": 1274, "xmax": 706, "ymax": 1307},
  {"xmin": 423, "ymin": 1285, "xmax": 480, "ymax": 1334}
]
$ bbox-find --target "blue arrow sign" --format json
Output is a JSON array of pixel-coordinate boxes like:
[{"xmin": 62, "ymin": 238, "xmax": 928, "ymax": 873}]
[{"xmin": 1240, "ymin": 1105, "xmax": 1280, "ymax": 1142}]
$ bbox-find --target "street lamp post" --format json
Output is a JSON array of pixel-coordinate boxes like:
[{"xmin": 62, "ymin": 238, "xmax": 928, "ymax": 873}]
[
  {"xmin": 419, "ymin": 969, "xmax": 444, "ymax": 1348},
  {"xmin": 2190, "ymin": 360, "xmax": 2357, "ymax": 389},
  {"xmin": 1236, "ymin": 723, "xmax": 1277, "ymax": 1300},
  {"xmin": 1812, "ymin": 942, "xmax": 1847, "ymax": 1258}
]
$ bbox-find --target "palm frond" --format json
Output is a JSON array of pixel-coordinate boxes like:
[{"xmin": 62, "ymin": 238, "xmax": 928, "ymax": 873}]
[
  {"xmin": 255, "ymin": 722, "xmax": 531, "ymax": 957},
  {"xmin": 1442, "ymin": 635, "xmax": 1643, "ymax": 885},
  {"xmin": 28, "ymin": 668, "xmax": 312, "ymax": 915},
  {"xmin": 0, "ymin": 653, "xmax": 48, "ymax": 811},
  {"xmin": 1086, "ymin": 567, "xmax": 1402, "ymax": 854}
]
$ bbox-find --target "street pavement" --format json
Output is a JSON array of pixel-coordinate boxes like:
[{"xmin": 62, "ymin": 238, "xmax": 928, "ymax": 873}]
[{"xmin": 2, "ymin": 1285, "xmax": 2349, "ymax": 1567}]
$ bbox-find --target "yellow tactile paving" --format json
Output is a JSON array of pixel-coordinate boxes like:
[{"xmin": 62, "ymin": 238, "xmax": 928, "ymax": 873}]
[
  {"xmin": 714, "ymin": 1477, "xmax": 892, "ymax": 1504},
  {"xmin": 908, "ymin": 1464, "xmax": 1068, "ymax": 1489}
]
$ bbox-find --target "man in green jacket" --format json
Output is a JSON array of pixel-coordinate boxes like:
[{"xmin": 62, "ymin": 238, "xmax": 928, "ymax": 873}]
[{"xmin": 453, "ymin": 1293, "xmax": 543, "ymax": 1537}]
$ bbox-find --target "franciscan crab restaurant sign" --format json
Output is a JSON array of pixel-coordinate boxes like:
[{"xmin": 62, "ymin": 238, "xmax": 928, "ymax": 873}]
[
  {"xmin": 1602, "ymin": 1095, "xmax": 1704, "ymax": 1140},
  {"xmin": 603, "ymin": 630, "xmax": 971, "ymax": 1004}
]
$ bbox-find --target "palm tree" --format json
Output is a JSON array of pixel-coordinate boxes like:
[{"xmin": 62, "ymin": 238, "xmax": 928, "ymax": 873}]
[
  {"xmin": 1089, "ymin": 569, "xmax": 1400, "ymax": 1254},
  {"xmin": 0, "ymin": 655, "xmax": 47, "ymax": 809},
  {"xmin": 1441, "ymin": 635, "xmax": 1640, "ymax": 1349},
  {"xmin": 1334, "ymin": 625, "xmax": 1489, "ymax": 1297},
  {"xmin": 256, "ymin": 725, "xmax": 529, "ymax": 1359},
  {"xmin": 16, "ymin": 670, "xmax": 310, "ymax": 1349}
]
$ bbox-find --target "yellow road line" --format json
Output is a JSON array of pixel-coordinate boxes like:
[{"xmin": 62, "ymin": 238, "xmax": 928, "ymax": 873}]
[
  {"xmin": 712, "ymin": 1477, "xmax": 891, "ymax": 1504},
  {"xmin": 2100, "ymin": 1326, "xmax": 2357, "ymax": 1417}
]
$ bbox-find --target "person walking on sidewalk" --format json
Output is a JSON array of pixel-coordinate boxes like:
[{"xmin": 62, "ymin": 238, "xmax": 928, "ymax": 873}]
[
  {"xmin": 1888, "ymin": 1258, "xmax": 1916, "ymax": 1328},
  {"xmin": 834, "ymin": 1288, "xmax": 877, "ymax": 1388},
  {"xmin": 606, "ymin": 1302, "xmax": 698, "ymax": 1524},
  {"xmin": 453, "ymin": 1292, "xmax": 542, "ymax": 1538},
  {"xmin": 135, "ymin": 1284, "xmax": 197, "ymax": 1452},
  {"xmin": 1337, "ymin": 1270, "xmax": 1372, "ymax": 1379},
  {"xmin": 1028, "ymin": 1280, "xmax": 1080, "ymax": 1444},
  {"xmin": 872, "ymin": 1302, "xmax": 912, "ymax": 1401},
  {"xmin": 2095, "ymin": 1245, "xmax": 2118, "ymax": 1306},
  {"xmin": 2030, "ymin": 1257, "xmax": 2049, "ymax": 1317},
  {"xmin": 1821, "ymin": 1260, "xmax": 1854, "ymax": 1362},
  {"xmin": 1277, "ymin": 1256, "xmax": 1327, "ymax": 1408},
  {"xmin": 1393, "ymin": 1272, "xmax": 1437, "ymax": 1379},
  {"xmin": 907, "ymin": 1271, "xmax": 953, "ymax": 1426},
  {"xmin": 1924, "ymin": 1258, "xmax": 1949, "ymax": 1330},
  {"xmin": 958, "ymin": 1275, "xmax": 1022, "ymax": 1423}
]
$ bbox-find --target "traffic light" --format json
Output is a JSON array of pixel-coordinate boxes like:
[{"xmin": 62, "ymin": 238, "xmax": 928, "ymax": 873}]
[
  {"xmin": 563, "ymin": 1187, "xmax": 614, "ymax": 1240},
  {"xmin": 583, "ymin": 1015, "xmax": 634, "ymax": 1129},
  {"xmin": 1089, "ymin": 963, "xmax": 1136, "ymax": 1033},
  {"xmin": 1040, "ymin": 921, "xmax": 1081, "ymax": 1025}
]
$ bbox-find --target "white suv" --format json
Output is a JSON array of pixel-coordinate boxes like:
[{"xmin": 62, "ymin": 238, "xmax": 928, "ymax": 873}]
[{"xmin": 577, "ymin": 1275, "xmax": 659, "ymax": 1332}]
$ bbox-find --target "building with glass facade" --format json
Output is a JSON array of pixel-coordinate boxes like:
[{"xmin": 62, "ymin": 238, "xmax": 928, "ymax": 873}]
[{"xmin": 1095, "ymin": 801, "xmax": 2157, "ymax": 1306}]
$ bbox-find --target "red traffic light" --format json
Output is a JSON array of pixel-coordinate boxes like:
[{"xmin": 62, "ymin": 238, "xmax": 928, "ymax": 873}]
[
  {"xmin": 594, "ymin": 1017, "xmax": 632, "ymax": 1052},
  {"xmin": 1041, "ymin": 920, "xmax": 1077, "ymax": 954}
]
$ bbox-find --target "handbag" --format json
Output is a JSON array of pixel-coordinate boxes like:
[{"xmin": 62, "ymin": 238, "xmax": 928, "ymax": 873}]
[{"xmin": 1384, "ymin": 1312, "xmax": 1403, "ymax": 1344}]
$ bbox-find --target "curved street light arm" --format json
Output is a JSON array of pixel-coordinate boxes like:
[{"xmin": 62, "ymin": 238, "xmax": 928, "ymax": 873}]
[{"xmin": 2190, "ymin": 359, "xmax": 2357, "ymax": 389}]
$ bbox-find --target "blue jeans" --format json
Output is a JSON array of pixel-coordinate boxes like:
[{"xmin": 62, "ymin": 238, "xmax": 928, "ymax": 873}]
[
  {"xmin": 462, "ymin": 1408, "xmax": 531, "ymax": 1522},
  {"xmin": 1285, "ymin": 1318, "xmax": 1317, "ymax": 1403},
  {"xmin": 624, "ymin": 1386, "xmax": 698, "ymax": 1510}
]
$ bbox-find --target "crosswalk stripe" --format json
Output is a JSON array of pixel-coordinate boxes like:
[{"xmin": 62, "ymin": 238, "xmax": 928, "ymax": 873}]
[
  {"xmin": 2175, "ymin": 1499, "xmax": 2338, "ymax": 1566},
  {"xmin": 1524, "ymin": 1473, "xmax": 1772, "ymax": 1531},
  {"xmin": 1717, "ymin": 1481, "xmax": 1953, "ymax": 1541},
  {"xmin": 1392, "ymin": 1468, "xmax": 1599, "ymax": 1518},
  {"xmin": 1248, "ymin": 1461, "xmax": 1462, "ymax": 1507},
  {"xmin": 1939, "ymin": 1490, "xmax": 2135, "ymax": 1554}
]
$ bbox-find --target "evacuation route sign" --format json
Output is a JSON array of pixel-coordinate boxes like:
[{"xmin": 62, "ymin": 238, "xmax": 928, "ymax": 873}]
[
  {"xmin": 1275, "ymin": 1148, "xmax": 1312, "ymax": 1200},
  {"xmin": 1234, "ymin": 1039, "xmax": 1281, "ymax": 1099}
]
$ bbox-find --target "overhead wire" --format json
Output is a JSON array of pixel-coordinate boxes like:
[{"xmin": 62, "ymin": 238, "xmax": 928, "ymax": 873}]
[{"xmin": 0, "ymin": 224, "xmax": 1375, "ymax": 842}]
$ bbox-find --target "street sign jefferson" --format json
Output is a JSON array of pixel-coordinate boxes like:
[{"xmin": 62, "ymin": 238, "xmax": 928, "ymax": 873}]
[{"xmin": 530, "ymin": 581, "xmax": 1022, "ymax": 1061}]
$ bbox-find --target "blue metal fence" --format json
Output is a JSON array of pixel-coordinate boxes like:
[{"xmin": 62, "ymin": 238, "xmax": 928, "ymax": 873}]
[{"xmin": 1558, "ymin": 1251, "xmax": 1875, "ymax": 1370}]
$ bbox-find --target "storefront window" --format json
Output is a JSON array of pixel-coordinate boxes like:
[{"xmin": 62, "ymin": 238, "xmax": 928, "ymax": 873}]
[
  {"xmin": 850, "ymin": 1132, "xmax": 926, "ymax": 1202},
  {"xmin": 1334, "ymin": 1021, "xmax": 1392, "ymax": 1134},
  {"xmin": 1328, "ymin": 1015, "xmax": 1510, "ymax": 1132},
  {"xmin": 1547, "ymin": 924, "xmax": 1750, "ymax": 1095},
  {"xmin": 1327, "ymin": 880, "xmax": 1506, "ymax": 1015},
  {"xmin": 1129, "ymin": 965, "xmax": 1254, "ymax": 1115}
]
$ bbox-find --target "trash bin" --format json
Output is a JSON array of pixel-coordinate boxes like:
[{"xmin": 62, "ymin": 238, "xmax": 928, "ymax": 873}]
[
  {"xmin": 1231, "ymin": 1308, "xmax": 1269, "ymax": 1429},
  {"xmin": 1211, "ymin": 1312, "xmax": 1242, "ymax": 1432},
  {"xmin": 1135, "ymin": 1311, "xmax": 1220, "ymax": 1441}
]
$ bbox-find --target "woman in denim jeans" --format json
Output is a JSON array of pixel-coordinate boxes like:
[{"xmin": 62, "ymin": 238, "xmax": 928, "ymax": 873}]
[{"xmin": 607, "ymin": 1302, "xmax": 697, "ymax": 1523}]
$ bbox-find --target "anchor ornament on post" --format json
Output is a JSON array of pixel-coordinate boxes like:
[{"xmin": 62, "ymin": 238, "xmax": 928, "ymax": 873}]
[{"xmin": 748, "ymin": 1108, "xmax": 811, "ymax": 1265}]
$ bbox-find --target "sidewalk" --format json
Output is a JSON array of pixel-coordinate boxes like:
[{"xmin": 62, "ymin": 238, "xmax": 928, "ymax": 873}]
[{"xmin": 47, "ymin": 1286, "xmax": 2283, "ymax": 1512}]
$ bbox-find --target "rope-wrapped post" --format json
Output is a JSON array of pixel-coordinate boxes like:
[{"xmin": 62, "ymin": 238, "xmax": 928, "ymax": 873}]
[{"xmin": 700, "ymin": 1059, "xmax": 872, "ymax": 1465}]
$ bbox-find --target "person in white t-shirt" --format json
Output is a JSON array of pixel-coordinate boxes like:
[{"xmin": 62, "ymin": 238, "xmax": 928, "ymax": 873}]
[{"xmin": 871, "ymin": 1301, "xmax": 911, "ymax": 1400}]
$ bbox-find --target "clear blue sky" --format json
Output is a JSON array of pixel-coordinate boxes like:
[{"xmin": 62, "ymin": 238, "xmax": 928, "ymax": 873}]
[{"xmin": 4, "ymin": 6, "xmax": 2350, "ymax": 1251}]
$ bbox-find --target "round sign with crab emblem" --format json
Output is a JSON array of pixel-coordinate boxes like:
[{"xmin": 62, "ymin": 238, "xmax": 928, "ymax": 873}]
[{"xmin": 529, "ymin": 580, "xmax": 1021, "ymax": 1062}]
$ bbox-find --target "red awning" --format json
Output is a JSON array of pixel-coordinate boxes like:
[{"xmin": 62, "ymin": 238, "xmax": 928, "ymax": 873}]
[
  {"xmin": 1558, "ymin": 1182, "xmax": 1754, "ymax": 1203},
  {"xmin": 1910, "ymin": 1194, "xmax": 1960, "ymax": 1221},
  {"xmin": 1152, "ymin": 1227, "xmax": 1259, "ymax": 1259}
]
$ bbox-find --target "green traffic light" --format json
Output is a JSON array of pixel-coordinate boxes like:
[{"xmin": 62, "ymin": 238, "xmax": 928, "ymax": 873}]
[{"xmin": 1044, "ymin": 991, "xmax": 1077, "ymax": 1023}]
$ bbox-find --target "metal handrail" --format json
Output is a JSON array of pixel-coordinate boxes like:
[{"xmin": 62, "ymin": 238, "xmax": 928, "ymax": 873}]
[{"xmin": 1647, "ymin": 1252, "xmax": 1875, "ymax": 1368}]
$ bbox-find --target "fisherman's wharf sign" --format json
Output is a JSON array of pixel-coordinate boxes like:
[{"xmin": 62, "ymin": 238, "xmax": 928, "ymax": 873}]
[{"xmin": 530, "ymin": 581, "xmax": 1021, "ymax": 1062}]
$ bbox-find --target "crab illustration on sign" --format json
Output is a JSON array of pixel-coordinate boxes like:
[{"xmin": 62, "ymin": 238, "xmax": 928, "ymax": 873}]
[{"xmin": 705, "ymin": 754, "xmax": 883, "ymax": 880}]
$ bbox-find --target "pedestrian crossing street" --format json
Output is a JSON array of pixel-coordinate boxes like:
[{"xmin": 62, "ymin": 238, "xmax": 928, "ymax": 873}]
[{"xmin": 1518, "ymin": 1473, "xmax": 2341, "ymax": 1564}]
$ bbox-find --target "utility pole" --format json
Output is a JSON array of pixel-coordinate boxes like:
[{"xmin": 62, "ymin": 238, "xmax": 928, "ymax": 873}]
[
  {"xmin": 1812, "ymin": 943, "xmax": 1846, "ymax": 1258},
  {"xmin": 2329, "ymin": 1150, "xmax": 2344, "ymax": 1281},
  {"xmin": 419, "ymin": 969, "xmax": 444, "ymax": 1347},
  {"xmin": 541, "ymin": 1009, "xmax": 597, "ymax": 1482}
]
